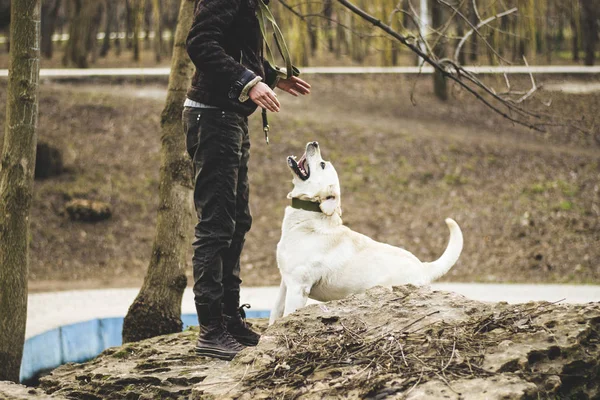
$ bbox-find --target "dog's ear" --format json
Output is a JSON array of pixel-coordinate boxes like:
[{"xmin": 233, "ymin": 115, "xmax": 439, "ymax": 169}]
[{"xmin": 319, "ymin": 185, "xmax": 342, "ymax": 217}]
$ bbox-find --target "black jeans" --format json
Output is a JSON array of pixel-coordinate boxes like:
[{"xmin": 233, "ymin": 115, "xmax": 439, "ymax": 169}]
[{"xmin": 182, "ymin": 107, "xmax": 252, "ymax": 317}]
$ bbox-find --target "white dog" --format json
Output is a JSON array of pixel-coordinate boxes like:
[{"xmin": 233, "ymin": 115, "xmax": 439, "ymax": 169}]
[{"xmin": 269, "ymin": 141, "xmax": 463, "ymax": 325}]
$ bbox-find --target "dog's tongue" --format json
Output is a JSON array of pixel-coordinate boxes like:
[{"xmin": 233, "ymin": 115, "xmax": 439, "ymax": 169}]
[{"xmin": 298, "ymin": 153, "xmax": 307, "ymax": 174}]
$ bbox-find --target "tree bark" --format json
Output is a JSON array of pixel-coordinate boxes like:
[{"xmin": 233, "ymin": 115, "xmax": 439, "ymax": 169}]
[
  {"xmin": 122, "ymin": 0, "xmax": 194, "ymax": 344},
  {"xmin": 0, "ymin": 0, "xmax": 40, "ymax": 383}
]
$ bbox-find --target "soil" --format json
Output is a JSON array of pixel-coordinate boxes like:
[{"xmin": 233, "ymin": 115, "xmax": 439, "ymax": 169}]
[
  {"xmin": 2, "ymin": 285, "xmax": 597, "ymax": 399},
  {"xmin": 0, "ymin": 73, "xmax": 598, "ymax": 292}
]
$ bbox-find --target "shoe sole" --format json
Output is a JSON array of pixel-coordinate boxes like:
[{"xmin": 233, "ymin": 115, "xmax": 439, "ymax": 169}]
[{"xmin": 195, "ymin": 346, "xmax": 240, "ymax": 361}]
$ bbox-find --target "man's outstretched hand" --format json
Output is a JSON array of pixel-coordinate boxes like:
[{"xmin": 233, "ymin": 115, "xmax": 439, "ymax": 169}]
[
  {"xmin": 277, "ymin": 76, "xmax": 311, "ymax": 97},
  {"xmin": 250, "ymin": 82, "xmax": 281, "ymax": 112},
  {"xmin": 249, "ymin": 77, "xmax": 311, "ymax": 113}
]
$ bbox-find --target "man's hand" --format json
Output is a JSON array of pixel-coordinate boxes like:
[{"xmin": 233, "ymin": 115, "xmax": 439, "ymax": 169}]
[
  {"xmin": 276, "ymin": 76, "xmax": 311, "ymax": 97},
  {"xmin": 249, "ymin": 82, "xmax": 280, "ymax": 112}
]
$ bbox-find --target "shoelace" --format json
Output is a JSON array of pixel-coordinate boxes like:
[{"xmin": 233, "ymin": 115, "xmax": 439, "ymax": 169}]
[
  {"xmin": 238, "ymin": 304, "xmax": 254, "ymax": 327},
  {"xmin": 218, "ymin": 320, "xmax": 244, "ymax": 347}
]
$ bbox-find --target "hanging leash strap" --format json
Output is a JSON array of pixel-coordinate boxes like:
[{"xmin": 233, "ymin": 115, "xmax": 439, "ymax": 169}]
[
  {"xmin": 256, "ymin": 0, "xmax": 300, "ymax": 144},
  {"xmin": 256, "ymin": 0, "xmax": 299, "ymax": 80}
]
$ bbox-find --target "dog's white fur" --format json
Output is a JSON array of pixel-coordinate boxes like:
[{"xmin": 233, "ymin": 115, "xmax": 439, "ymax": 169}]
[{"xmin": 269, "ymin": 142, "xmax": 463, "ymax": 325}]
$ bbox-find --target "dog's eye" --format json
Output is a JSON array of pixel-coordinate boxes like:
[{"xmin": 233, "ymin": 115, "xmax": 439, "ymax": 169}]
[{"xmin": 320, "ymin": 162, "xmax": 326, "ymax": 170}]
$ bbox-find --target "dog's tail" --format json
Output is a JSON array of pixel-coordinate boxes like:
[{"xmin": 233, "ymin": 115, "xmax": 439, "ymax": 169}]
[{"xmin": 424, "ymin": 218, "xmax": 463, "ymax": 281}]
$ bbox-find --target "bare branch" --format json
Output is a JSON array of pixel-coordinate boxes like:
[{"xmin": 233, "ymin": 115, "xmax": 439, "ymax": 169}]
[
  {"xmin": 335, "ymin": 0, "xmax": 547, "ymax": 131},
  {"xmin": 514, "ymin": 56, "xmax": 538, "ymax": 104},
  {"xmin": 453, "ymin": 6, "xmax": 517, "ymax": 63}
]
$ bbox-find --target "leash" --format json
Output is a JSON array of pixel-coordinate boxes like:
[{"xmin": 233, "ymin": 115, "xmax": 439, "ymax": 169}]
[
  {"xmin": 262, "ymin": 108, "xmax": 269, "ymax": 144},
  {"xmin": 256, "ymin": 0, "xmax": 300, "ymax": 144}
]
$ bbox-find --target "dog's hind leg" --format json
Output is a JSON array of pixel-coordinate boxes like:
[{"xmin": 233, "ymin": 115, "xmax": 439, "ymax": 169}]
[
  {"xmin": 283, "ymin": 284, "xmax": 310, "ymax": 317},
  {"xmin": 269, "ymin": 280, "xmax": 287, "ymax": 325}
]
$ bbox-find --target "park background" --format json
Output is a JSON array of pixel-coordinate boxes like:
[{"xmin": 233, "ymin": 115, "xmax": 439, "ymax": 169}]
[
  {"xmin": 1, "ymin": 0, "xmax": 598, "ymax": 292},
  {"xmin": 0, "ymin": 0, "xmax": 599, "ymax": 391}
]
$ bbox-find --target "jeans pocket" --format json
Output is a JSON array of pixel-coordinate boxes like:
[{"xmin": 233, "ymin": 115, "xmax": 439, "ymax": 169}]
[{"xmin": 183, "ymin": 108, "xmax": 202, "ymax": 160}]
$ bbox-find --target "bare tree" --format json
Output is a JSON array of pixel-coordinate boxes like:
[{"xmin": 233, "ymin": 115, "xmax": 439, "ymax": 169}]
[
  {"xmin": 100, "ymin": 0, "xmax": 118, "ymax": 58},
  {"xmin": 63, "ymin": 0, "xmax": 103, "ymax": 67},
  {"xmin": 580, "ymin": 0, "xmax": 598, "ymax": 66},
  {"xmin": 152, "ymin": 0, "xmax": 162, "ymax": 62},
  {"xmin": 0, "ymin": 0, "xmax": 40, "ymax": 383},
  {"xmin": 122, "ymin": 0, "xmax": 194, "ymax": 343},
  {"xmin": 41, "ymin": 0, "xmax": 61, "ymax": 58},
  {"xmin": 131, "ymin": 0, "xmax": 145, "ymax": 61},
  {"xmin": 429, "ymin": 0, "xmax": 447, "ymax": 100},
  {"xmin": 0, "ymin": 0, "xmax": 11, "ymax": 52}
]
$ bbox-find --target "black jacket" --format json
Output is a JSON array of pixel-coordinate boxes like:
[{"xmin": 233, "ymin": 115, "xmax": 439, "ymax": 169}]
[{"xmin": 186, "ymin": 0, "xmax": 277, "ymax": 116}]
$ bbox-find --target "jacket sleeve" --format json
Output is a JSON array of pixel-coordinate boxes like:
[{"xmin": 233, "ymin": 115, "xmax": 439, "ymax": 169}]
[
  {"xmin": 186, "ymin": 0, "xmax": 258, "ymax": 100},
  {"xmin": 263, "ymin": 60, "xmax": 280, "ymax": 88}
]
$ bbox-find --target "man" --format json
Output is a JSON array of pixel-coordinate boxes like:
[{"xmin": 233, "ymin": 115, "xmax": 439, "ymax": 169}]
[{"xmin": 183, "ymin": 0, "xmax": 311, "ymax": 360}]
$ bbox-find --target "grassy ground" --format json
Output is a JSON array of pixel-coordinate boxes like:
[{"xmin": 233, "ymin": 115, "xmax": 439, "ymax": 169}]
[{"xmin": 0, "ymin": 73, "xmax": 598, "ymax": 292}]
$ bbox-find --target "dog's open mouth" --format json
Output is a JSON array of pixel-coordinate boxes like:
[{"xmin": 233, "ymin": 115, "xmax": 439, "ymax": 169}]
[{"xmin": 288, "ymin": 152, "xmax": 310, "ymax": 181}]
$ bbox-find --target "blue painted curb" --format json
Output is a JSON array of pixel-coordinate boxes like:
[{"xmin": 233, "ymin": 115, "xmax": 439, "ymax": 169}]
[{"xmin": 20, "ymin": 310, "xmax": 270, "ymax": 383}]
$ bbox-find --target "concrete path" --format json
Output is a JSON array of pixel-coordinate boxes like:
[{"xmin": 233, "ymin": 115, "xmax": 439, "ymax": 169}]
[
  {"xmin": 27, "ymin": 284, "xmax": 600, "ymax": 339},
  {"xmin": 2, "ymin": 65, "xmax": 600, "ymax": 79}
]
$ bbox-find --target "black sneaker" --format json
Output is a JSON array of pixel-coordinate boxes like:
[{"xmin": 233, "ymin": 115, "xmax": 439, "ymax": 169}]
[
  {"xmin": 195, "ymin": 319, "xmax": 245, "ymax": 361},
  {"xmin": 224, "ymin": 304, "xmax": 261, "ymax": 347}
]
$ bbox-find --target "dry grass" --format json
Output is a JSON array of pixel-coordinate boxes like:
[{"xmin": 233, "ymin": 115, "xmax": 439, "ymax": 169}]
[{"xmin": 243, "ymin": 302, "xmax": 557, "ymax": 398}]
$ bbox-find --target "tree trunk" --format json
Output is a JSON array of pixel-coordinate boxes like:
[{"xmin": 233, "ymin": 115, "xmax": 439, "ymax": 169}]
[
  {"xmin": 456, "ymin": 2, "xmax": 466, "ymax": 65},
  {"xmin": 306, "ymin": 0, "xmax": 317, "ymax": 56},
  {"xmin": 88, "ymin": 1, "xmax": 104, "ymax": 64},
  {"xmin": 468, "ymin": 0, "xmax": 478, "ymax": 62},
  {"xmin": 429, "ymin": 0, "xmax": 447, "ymax": 101},
  {"xmin": 152, "ymin": 0, "xmax": 162, "ymax": 62},
  {"xmin": 323, "ymin": 0, "xmax": 333, "ymax": 52},
  {"xmin": 122, "ymin": 0, "xmax": 194, "ymax": 344},
  {"xmin": 125, "ymin": 0, "xmax": 133, "ymax": 49},
  {"xmin": 0, "ymin": 0, "xmax": 40, "ymax": 383},
  {"xmin": 335, "ymin": 8, "xmax": 347, "ymax": 58},
  {"xmin": 114, "ymin": 0, "xmax": 123, "ymax": 56},
  {"xmin": 63, "ymin": 0, "xmax": 100, "ymax": 68},
  {"xmin": 581, "ymin": 0, "xmax": 598, "ymax": 66},
  {"xmin": 571, "ymin": 1, "xmax": 580, "ymax": 62},
  {"xmin": 101, "ymin": 0, "xmax": 117, "ymax": 58},
  {"xmin": 526, "ymin": 0, "xmax": 536, "ymax": 62},
  {"xmin": 41, "ymin": 0, "xmax": 61, "ymax": 59},
  {"xmin": 132, "ymin": 0, "xmax": 144, "ymax": 61}
]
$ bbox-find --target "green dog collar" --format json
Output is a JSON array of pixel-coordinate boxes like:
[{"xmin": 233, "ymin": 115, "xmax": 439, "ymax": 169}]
[{"xmin": 291, "ymin": 198, "xmax": 322, "ymax": 213}]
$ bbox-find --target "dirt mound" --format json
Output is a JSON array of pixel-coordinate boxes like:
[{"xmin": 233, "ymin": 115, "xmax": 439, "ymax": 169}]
[
  {"xmin": 196, "ymin": 286, "xmax": 599, "ymax": 399},
  {"xmin": 1, "ymin": 286, "xmax": 595, "ymax": 399}
]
